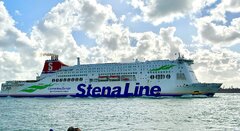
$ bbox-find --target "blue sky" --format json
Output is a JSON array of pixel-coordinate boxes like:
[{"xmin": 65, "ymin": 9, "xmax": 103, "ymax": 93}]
[
  {"xmin": 3, "ymin": 0, "xmax": 239, "ymax": 48},
  {"xmin": 3, "ymin": 0, "xmax": 63, "ymax": 33},
  {"xmin": 3, "ymin": 0, "xmax": 198, "ymax": 46},
  {"xmin": 0, "ymin": 0, "xmax": 240, "ymax": 87}
]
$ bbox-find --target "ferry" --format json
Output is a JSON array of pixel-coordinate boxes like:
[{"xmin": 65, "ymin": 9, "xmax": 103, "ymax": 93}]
[{"xmin": 0, "ymin": 53, "xmax": 222, "ymax": 97}]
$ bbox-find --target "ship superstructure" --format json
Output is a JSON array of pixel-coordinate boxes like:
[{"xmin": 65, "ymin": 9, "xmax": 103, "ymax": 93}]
[{"xmin": 0, "ymin": 54, "xmax": 221, "ymax": 97}]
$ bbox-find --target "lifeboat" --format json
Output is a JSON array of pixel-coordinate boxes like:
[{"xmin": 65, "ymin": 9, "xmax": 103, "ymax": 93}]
[
  {"xmin": 121, "ymin": 77, "xmax": 130, "ymax": 81},
  {"xmin": 98, "ymin": 76, "xmax": 108, "ymax": 81},
  {"xmin": 109, "ymin": 76, "xmax": 120, "ymax": 81}
]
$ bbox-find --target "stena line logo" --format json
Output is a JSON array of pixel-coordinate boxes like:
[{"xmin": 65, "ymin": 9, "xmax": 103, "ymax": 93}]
[
  {"xmin": 76, "ymin": 83, "xmax": 161, "ymax": 97},
  {"xmin": 48, "ymin": 62, "xmax": 53, "ymax": 71}
]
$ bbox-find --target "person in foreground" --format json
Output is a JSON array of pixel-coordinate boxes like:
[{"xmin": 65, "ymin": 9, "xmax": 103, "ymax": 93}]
[{"xmin": 67, "ymin": 126, "xmax": 81, "ymax": 131}]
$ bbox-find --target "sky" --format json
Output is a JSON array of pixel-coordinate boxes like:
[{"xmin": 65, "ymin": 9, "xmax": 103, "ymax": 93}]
[{"xmin": 0, "ymin": 0, "xmax": 240, "ymax": 88}]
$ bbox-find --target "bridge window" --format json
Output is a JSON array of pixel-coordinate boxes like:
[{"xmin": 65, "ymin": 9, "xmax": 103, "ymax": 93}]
[{"xmin": 177, "ymin": 73, "xmax": 186, "ymax": 80}]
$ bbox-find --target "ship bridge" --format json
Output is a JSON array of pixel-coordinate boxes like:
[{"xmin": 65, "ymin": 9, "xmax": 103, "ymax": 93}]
[{"xmin": 176, "ymin": 54, "xmax": 194, "ymax": 65}]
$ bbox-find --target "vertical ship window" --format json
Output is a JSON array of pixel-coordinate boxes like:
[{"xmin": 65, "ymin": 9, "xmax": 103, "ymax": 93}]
[
  {"xmin": 71, "ymin": 78, "xmax": 74, "ymax": 82},
  {"xmin": 160, "ymin": 74, "xmax": 165, "ymax": 79},
  {"xmin": 52, "ymin": 79, "xmax": 55, "ymax": 82},
  {"xmin": 150, "ymin": 75, "xmax": 154, "ymax": 79},
  {"xmin": 166, "ymin": 74, "xmax": 171, "ymax": 79},
  {"xmin": 156, "ymin": 75, "xmax": 160, "ymax": 79},
  {"xmin": 63, "ymin": 78, "xmax": 67, "ymax": 82},
  {"xmin": 75, "ymin": 78, "xmax": 79, "ymax": 81},
  {"xmin": 67, "ymin": 78, "xmax": 71, "ymax": 82},
  {"xmin": 56, "ymin": 79, "xmax": 59, "ymax": 82},
  {"xmin": 60, "ymin": 79, "xmax": 63, "ymax": 82}
]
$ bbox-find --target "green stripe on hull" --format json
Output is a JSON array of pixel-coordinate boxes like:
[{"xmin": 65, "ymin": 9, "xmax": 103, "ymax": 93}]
[
  {"xmin": 20, "ymin": 84, "xmax": 54, "ymax": 93},
  {"xmin": 150, "ymin": 65, "xmax": 175, "ymax": 71}
]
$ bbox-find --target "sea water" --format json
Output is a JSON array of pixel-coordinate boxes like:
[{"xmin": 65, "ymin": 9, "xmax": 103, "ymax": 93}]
[{"xmin": 0, "ymin": 93, "xmax": 240, "ymax": 131}]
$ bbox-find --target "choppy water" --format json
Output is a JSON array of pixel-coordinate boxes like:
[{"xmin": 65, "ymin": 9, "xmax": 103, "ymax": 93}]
[{"xmin": 0, "ymin": 93, "xmax": 240, "ymax": 131}]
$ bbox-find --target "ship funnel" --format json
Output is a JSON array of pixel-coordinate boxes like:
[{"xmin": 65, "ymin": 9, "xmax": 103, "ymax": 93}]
[
  {"xmin": 41, "ymin": 56, "xmax": 68, "ymax": 74},
  {"xmin": 77, "ymin": 57, "xmax": 80, "ymax": 65}
]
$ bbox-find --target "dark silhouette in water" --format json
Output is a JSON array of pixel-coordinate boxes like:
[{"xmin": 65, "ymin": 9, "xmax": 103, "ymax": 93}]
[
  {"xmin": 218, "ymin": 88, "xmax": 240, "ymax": 93},
  {"xmin": 67, "ymin": 127, "xmax": 81, "ymax": 131}
]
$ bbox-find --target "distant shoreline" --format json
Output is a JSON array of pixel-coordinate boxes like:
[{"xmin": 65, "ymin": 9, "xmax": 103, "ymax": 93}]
[{"xmin": 217, "ymin": 88, "xmax": 240, "ymax": 93}]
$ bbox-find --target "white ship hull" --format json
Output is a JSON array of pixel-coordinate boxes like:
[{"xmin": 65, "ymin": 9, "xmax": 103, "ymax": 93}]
[
  {"xmin": 0, "ymin": 82, "xmax": 221, "ymax": 97},
  {"xmin": 0, "ymin": 55, "xmax": 222, "ymax": 98}
]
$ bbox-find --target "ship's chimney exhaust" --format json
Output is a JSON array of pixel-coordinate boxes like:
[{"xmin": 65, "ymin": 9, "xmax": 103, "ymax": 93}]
[{"xmin": 77, "ymin": 57, "xmax": 80, "ymax": 65}]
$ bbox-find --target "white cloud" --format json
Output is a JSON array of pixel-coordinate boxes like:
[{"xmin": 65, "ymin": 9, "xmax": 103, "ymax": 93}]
[
  {"xmin": 30, "ymin": 0, "xmax": 117, "ymax": 64},
  {"xmin": 220, "ymin": 0, "xmax": 240, "ymax": 13},
  {"xmin": 192, "ymin": 47, "xmax": 240, "ymax": 87},
  {"xmin": 193, "ymin": 0, "xmax": 240, "ymax": 46},
  {"xmin": 15, "ymin": 10, "xmax": 21, "ymax": 16},
  {"xmin": 0, "ymin": 2, "xmax": 41, "ymax": 84},
  {"xmin": 194, "ymin": 17, "xmax": 240, "ymax": 46},
  {"xmin": 120, "ymin": 15, "xmax": 126, "ymax": 22},
  {"xmin": 128, "ymin": 0, "xmax": 218, "ymax": 25},
  {"xmin": 206, "ymin": 0, "xmax": 240, "ymax": 23},
  {"xmin": 191, "ymin": 0, "xmax": 240, "ymax": 87},
  {"xmin": 129, "ymin": 0, "xmax": 195, "ymax": 25}
]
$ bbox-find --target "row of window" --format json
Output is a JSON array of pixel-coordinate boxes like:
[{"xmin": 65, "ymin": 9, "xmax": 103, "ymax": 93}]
[
  {"xmin": 148, "ymin": 71, "xmax": 171, "ymax": 74},
  {"xmin": 58, "ymin": 64, "xmax": 174, "ymax": 74},
  {"xmin": 57, "ymin": 70, "xmax": 172, "ymax": 78},
  {"xmin": 58, "ymin": 74, "xmax": 87, "ymax": 77},
  {"xmin": 52, "ymin": 78, "xmax": 83, "ymax": 82},
  {"xmin": 99, "ymin": 72, "xmax": 138, "ymax": 76},
  {"xmin": 150, "ymin": 74, "xmax": 171, "ymax": 79},
  {"xmin": 75, "ymin": 64, "xmax": 172, "ymax": 70}
]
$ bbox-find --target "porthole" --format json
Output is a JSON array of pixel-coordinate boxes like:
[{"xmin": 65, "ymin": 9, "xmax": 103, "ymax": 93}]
[
  {"xmin": 71, "ymin": 78, "xmax": 74, "ymax": 82},
  {"xmin": 56, "ymin": 79, "xmax": 59, "ymax": 82},
  {"xmin": 156, "ymin": 75, "xmax": 160, "ymax": 79},
  {"xmin": 60, "ymin": 79, "xmax": 62, "ymax": 82},
  {"xmin": 75, "ymin": 78, "xmax": 79, "ymax": 81},
  {"xmin": 67, "ymin": 78, "xmax": 71, "ymax": 82},
  {"xmin": 160, "ymin": 75, "xmax": 165, "ymax": 79},
  {"xmin": 150, "ymin": 75, "xmax": 154, "ymax": 79},
  {"xmin": 52, "ymin": 79, "xmax": 55, "ymax": 82},
  {"xmin": 166, "ymin": 74, "xmax": 171, "ymax": 79}
]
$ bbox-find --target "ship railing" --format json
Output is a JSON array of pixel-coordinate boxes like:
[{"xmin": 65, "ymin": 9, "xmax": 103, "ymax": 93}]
[
  {"xmin": 5, "ymin": 81, "xmax": 25, "ymax": 86},
  {"xmin": 187, "ymin": 83, "xmax": 222, "ymax": 88},
  {"xmin": 26, "ymin": 80, "xmax": 39, "ymax": 83},
  {"xmin": 1, "ymin": 84, "xmax": 12, "ymax": 91}
]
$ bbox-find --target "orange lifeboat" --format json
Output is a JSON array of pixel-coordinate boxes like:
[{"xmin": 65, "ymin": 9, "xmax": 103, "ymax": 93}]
[
  {"xmin": 98, "ymin": 76, "xmax": 108, "ymax": 81},
  {"xmin": 109, "ymin": 76, "xmax": 120, "ymax": 81}
]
